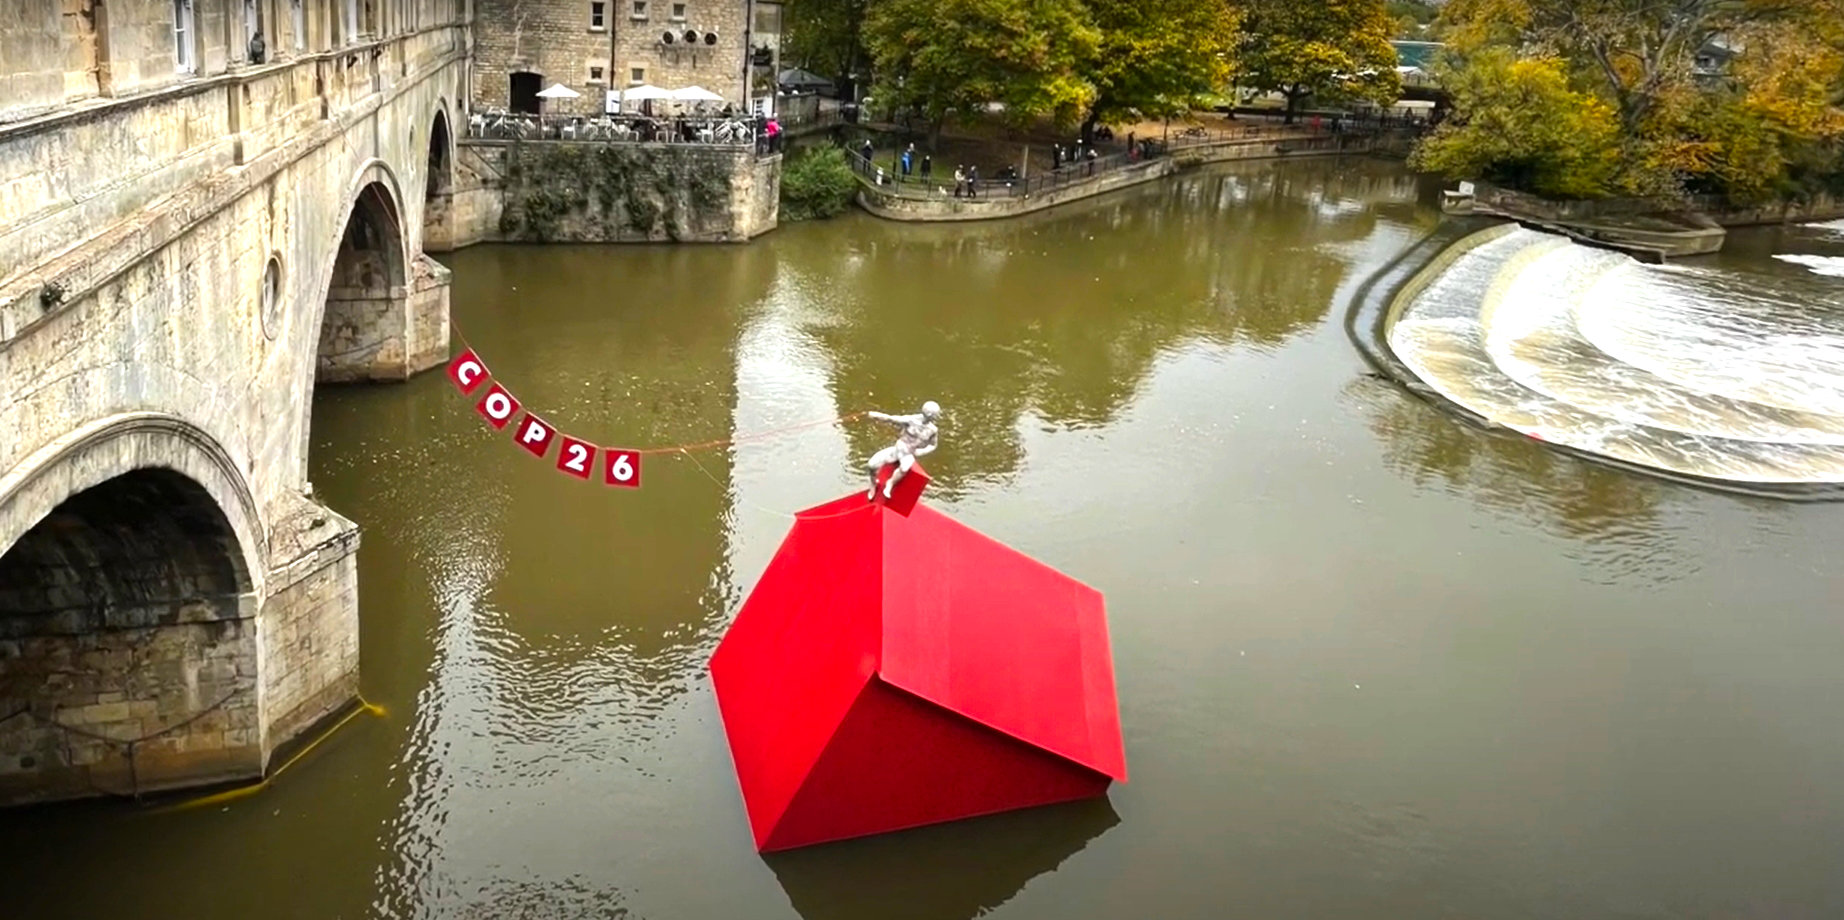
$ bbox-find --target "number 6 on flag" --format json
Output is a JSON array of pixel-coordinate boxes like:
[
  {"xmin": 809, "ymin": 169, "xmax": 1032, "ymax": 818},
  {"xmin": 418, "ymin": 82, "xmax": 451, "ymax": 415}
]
[{"xmin": 604, "ymin": 449, "xmax": 642, "ymax": 489}]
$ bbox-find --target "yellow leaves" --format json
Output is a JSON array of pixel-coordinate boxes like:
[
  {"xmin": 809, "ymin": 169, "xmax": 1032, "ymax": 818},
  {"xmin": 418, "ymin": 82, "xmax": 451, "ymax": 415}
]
[
  {"xmin": 1732, "ymin": 22, "xmax": 1844, "ymax": 141},
  {"xmin": 1413, "ymin": 51, "xmax": 1624, "ymax": 198}
]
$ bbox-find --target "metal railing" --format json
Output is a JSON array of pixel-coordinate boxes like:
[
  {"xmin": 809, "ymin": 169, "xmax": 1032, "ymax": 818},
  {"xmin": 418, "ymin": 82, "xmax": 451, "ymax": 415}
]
[
  {"xmin": 465, "ymin": 109, "xmax": 760, "ymax": 149},
  {"xmin": 848, "ymin": 143, "xmax": 1170, "ymax": 201}
]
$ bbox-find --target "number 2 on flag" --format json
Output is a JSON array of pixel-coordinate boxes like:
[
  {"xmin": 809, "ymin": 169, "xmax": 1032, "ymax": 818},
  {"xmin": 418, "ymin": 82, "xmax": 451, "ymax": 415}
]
[
  {"xmin": 604, "ymin": 449, "xmax": 642, "ymax": 489},
  {"xmin": 556, "ymin": 437, "xmax": 597, "ymax": 480}
]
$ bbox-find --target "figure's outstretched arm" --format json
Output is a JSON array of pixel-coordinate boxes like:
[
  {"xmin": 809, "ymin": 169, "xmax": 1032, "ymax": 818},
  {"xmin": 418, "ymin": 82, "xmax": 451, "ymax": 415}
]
[{"xmin": 867, "ymin": 410, "xmax": 895, "ymax": 423}]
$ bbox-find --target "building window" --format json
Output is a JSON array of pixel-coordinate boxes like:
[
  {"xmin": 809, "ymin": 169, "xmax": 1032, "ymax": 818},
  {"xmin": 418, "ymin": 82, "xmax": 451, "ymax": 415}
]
[
  {"xmin": 631, "ymin": 0, "xmax": 648, "ymax": 19},
  {"xmin": 590, "ymin": 1, "xmax": 606, "ymax": 29},
  {"xmin": 244, "ymin": 0, "xmax": 264, "ymax": 62},
  {"xmin": 589, "ymin": 65, "xmax": 606, "ymax": 83},
  {"xmin": 671, "ymin": 2, "xmax": 686, "ymax": 19},
  {"xmin": 629, "ymin": 65, "xmax": 646, "ymax": 85},
  {"xmin": 173, "ymin": 0, "xmax": 195, "ymax": 72},
  {"xmin": 344, "ymin": 0, "xmax": 360, "ymax": 42},
  {"xmin": 291, "ymin": 0, "xmax": 305, "ymax": 50}
]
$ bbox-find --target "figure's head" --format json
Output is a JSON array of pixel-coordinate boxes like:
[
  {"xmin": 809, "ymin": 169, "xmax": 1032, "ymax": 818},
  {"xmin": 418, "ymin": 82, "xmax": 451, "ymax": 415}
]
[{"xmin": 921, "ymin": 401, "xmax": 941, "ymax": 421}]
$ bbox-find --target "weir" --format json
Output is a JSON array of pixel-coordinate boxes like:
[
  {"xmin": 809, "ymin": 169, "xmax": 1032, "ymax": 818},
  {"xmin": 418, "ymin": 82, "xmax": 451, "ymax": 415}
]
[{"xmin": 1386, "ymin": 224, "xmax": 1844, "ymax": 490}]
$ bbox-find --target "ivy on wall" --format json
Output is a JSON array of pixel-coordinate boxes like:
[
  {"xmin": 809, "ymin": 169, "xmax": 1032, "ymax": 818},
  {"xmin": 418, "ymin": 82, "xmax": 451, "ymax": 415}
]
[{"xmin": 497, "ymin": 142, "xmax": 741, "ymax": 242}]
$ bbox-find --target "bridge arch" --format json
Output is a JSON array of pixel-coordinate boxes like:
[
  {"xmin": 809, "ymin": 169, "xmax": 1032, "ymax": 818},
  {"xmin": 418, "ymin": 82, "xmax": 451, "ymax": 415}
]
[
  {"xmin": 313, "ymin": 162, "xmax": 412, "ymax": 386},
  {"xmin": 0, "ymin": 414, "xmax": 266, "ymax": 803},
  {"xmin": 423, "ymin": 104, "xmax": 456, "ymax": 249}
]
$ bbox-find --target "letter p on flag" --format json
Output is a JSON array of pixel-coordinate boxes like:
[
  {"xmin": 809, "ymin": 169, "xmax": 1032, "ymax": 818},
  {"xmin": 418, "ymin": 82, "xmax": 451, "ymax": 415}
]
[
  {"xmin": 514, "ymin": 413, "xmax": 558, "ymax": 458},
  {"xmin": 447, "ymin": 349, "xmax": 489, "ymax": 394}
]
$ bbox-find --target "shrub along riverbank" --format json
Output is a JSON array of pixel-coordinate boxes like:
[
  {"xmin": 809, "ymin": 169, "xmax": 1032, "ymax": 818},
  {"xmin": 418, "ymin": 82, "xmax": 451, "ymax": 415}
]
[{"xmin": 779, "ymin": 147, "xmax": 859, "ymax": 221}]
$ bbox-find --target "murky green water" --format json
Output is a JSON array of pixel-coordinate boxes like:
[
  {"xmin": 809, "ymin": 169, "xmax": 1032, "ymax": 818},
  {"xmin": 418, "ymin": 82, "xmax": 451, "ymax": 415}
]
[{"xmin": 5, "ymin": 159, "xmax": 1844, "ymax": 919}]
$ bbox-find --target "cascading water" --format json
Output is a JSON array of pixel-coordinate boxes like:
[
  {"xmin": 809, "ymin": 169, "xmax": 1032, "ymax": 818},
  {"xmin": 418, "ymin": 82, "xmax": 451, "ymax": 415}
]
[{"xmin": 1387, "ymin": 224, "xmax": 1844, "ymax": 486}]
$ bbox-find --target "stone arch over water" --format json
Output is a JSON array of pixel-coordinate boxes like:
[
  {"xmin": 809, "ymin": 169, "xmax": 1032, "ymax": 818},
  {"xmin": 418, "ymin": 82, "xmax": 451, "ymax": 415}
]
[
  {"xmin": 0, "ymin": 460, "xmax": 261, "ymax": 804},
  {"xmin": 423, "ymin": 107, "xmax": 456, "ymax": 250},
  {"xmin": 317, "ymin": 176, "xmax": 412, "ymax": 383}
]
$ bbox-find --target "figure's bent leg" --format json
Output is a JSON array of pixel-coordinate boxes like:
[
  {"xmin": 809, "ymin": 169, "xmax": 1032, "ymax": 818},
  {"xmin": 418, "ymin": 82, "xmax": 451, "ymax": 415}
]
[
  {"xmin": 867, "ymin": 447, "xmax": 899, "ymax": 499},
  {"xmin": 884, "ymin": 453, "xmax": 916, "ymax": 499}
]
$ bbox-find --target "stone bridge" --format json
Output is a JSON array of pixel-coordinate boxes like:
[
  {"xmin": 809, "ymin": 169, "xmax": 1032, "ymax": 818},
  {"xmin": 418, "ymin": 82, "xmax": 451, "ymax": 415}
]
[{"xmin": 0, "ymin": 0, "xmax": 468, "ymax": 803}]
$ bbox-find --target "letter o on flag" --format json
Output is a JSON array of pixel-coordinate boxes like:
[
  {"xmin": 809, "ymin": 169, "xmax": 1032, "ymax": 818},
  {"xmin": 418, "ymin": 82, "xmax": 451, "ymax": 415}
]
[{"xmin": 475, "ymin": 383, "xmax": 521, "ymax": 430}]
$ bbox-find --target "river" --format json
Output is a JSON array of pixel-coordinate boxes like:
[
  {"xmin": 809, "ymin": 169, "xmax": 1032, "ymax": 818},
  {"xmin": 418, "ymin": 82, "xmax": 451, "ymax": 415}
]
[{"xmin": 4, "ymin": 159, "xmax": 1843, "ymax": 920}]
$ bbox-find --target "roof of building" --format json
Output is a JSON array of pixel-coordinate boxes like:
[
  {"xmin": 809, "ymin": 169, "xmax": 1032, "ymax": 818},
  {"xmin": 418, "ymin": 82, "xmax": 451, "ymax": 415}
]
[
  {"xmin": 1392, "ymin": 41, "xmax": 1445, "ymax": 71},
  {"xmin": 709, "ymin": 482, "xmax": 1127, "ymax": 848}
]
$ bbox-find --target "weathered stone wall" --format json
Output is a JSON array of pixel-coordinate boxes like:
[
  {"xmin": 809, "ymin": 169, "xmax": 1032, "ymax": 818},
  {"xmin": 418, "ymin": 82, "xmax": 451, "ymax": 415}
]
[
  {"xmin": 739, "ymin": 151, "xmax": 780, "ymax": 238},
  {"xmin": 471, "ymin": 0, "xmax": 749, "ymax": 116},
  {"xmin": 474, "ymin": 0, "xmax": 612, "ymax": 114},
  {"xmin": 258, "ymin": 513, "xmax": 360, "ymax": 750},
  {"xmin": 474, "ymin": 138, "xmax": 777, "ymax": 242},
  {"xmin": 437, "ymin": 141, "xmax": 510, "ymax": 249},
  {"xmin": 0, "ymin": 469, "xmax": 263, "ymax": 804},
  {"xmin": 609, "ymin": 0, "xmax": 747, "ymax": 102},
  {"xmin": 0, "ymin": 4, "xmax": 466, "ymax": 803}
]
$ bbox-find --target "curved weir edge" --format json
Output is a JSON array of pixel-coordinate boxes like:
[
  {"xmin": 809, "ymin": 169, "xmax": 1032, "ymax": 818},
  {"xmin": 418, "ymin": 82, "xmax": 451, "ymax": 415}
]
[{"xmin": 1343, "ymin": 219, "xmax": 1844, "ymax": 503}]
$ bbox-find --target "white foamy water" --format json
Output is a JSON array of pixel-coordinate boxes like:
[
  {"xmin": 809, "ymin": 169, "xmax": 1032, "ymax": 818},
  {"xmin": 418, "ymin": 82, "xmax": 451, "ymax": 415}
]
[
  {"xmin": 1775, "ymin": 254, "xmax": 1844, "ymax": 278},
  {"xmin": 1388, "ymin": 227, "xmax": 1844, "ymax": 485},
  {"xmin": 1805, "ymin": 218, "xmax": 1844, "ymax": 237}
]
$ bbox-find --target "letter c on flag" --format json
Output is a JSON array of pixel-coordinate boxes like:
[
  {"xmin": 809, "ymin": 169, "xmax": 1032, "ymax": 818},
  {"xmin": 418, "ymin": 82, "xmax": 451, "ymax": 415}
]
[{"xmin": 448, "ymin": 348, "xmax": 490, "ymax": 395}]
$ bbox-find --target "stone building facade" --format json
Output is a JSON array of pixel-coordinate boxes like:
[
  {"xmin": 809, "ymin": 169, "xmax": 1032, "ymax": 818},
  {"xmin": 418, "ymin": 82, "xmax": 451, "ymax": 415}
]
[
  {"xmin": 472, "ymin": 0, "xmax": 752, "ymax": 115},
  {"xmin": 0, "ymin": 0, "xmax": 463, "ymax": 803}
]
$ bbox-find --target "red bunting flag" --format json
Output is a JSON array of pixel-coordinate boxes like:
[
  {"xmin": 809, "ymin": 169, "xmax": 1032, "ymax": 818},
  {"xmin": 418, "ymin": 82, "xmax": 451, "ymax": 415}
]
[
  {"xmin": 556, "ymin": 437, "xmax": 598, "ymax": 480},
  {"xmin": 513, "ymin": 413, "xmax": 558, "ymax": 458},
  {"xmin": 475, "ymin": 383, "xmax": 521, "ymax": 430},
  {"xmin": 447, "ymin": 349, "xmax": 490, "ymax": 395},
  {"xmin": 604, "ymin": 449, "xmax": 643, "ymax": 489}
]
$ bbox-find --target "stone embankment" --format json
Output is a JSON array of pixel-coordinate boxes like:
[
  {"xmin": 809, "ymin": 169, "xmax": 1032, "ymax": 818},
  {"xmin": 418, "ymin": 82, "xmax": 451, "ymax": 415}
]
[
  {"xmin": 857, "ymin": 131, "xmax": 1407, "ymax": 223},
  {"xmin": 1448, "ymin": 182, "xmax": 1844, "ymax": 260},
  {"xmin": 441, "ymin": 141, "xmax": 781, "ymax": 248}
]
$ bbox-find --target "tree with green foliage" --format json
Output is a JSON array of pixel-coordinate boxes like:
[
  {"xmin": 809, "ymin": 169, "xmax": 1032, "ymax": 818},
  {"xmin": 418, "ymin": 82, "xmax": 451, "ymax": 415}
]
[
  {"xmin": 863, "ymin": 0, "xmax": 1100, "ymax": 145},
  {"xmin": 1411, "ymin": 50, "xmax": 1624, "ymax": 198},
  {"xmin": 783, "ymin": 0, "xmax": 870, "ymax": 86},
  {"xmin": 1235, "ymin": 0, "xmax": 1403, "ymax": 122},
  {"xmin": 1078, "ymin": 0, "xmax": 1240, "ymax": 143}
]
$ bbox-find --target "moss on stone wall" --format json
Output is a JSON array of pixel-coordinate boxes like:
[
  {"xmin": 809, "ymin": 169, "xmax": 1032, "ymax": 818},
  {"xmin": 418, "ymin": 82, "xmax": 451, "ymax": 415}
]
[{"xmin": 498, "ymin": 141, "xmax": 745, "ymax": 242}]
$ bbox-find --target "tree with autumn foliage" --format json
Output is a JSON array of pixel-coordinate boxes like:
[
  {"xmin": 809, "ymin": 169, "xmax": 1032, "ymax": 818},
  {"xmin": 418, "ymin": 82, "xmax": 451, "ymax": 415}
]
[
  {"xmin": 1235, "ymin": 0, "xmax": 1403, "ymax": 122},
  {"xmin": 1078, "ymin": 0, "xmax": 1240, "ymax": 143},
  {"xmin": 863, "ymin": 0, "xmax": 1100, "ymax": 145},
  {"xmin": 1426, "ymin": 0, "xmax": 1844, "ymax": 200},
  {"xmin": 1411, "ymin": 50, "xmax": 1624, "ymax": 199}
]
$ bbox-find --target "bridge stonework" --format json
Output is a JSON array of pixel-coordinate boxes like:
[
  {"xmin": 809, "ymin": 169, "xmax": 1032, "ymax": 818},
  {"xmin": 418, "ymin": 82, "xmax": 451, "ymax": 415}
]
[{"xmin": 0, "ymin": 1, "xmax": 467, "ymax": 803}]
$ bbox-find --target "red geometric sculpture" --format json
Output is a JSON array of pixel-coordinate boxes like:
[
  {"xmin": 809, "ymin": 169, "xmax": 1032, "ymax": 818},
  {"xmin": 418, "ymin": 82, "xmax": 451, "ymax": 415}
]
[{"xmin": 709, "ymin": 468, "xmax": 1128, "ymax": 852}]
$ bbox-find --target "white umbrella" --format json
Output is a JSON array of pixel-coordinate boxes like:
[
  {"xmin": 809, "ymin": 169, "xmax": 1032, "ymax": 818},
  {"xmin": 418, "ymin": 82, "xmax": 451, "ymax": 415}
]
[
  {"xmin": 620, "ymin": 84, "xmax": 673, "ymax": 102},
  {"xmin": 671, "ymin": 85, "xmax": 725, "ymax": 103},
  {"xmin": 535, "ymin": 83, "xmax": 582, "ymax": 99}
]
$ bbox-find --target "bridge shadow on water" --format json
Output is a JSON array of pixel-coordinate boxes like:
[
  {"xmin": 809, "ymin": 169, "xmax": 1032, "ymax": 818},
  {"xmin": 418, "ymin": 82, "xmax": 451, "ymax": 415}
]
[{"xmin": 765, "ymin": 796, "xmax": 1120, "ymax": 920}]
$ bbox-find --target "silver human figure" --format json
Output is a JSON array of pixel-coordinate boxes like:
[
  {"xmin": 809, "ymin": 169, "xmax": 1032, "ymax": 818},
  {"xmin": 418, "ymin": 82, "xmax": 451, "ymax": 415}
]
[{"xmin": 865, "ymin": 401, "xmax": 941, "ymax": 500}]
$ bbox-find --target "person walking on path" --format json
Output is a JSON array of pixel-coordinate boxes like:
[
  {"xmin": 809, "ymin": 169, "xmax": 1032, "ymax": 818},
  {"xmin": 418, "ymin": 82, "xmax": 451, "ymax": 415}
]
[
  {"xmin": 902, "ymin": 143, "xmax": 916, "ymax": 177},
  {"xmin": 953, "ymin": 165, "xmax": 966, "ymax": 198},
  {"xmin": 860, "ymin": 138, "xmax": 875, "ymax": 174},
  {"xmin": 967, "ymin": 164, "xmax": 979, "ymax": 198},
  {"xmin": 921, "ymin": 154, "xmax": 932, "ymax": 179}
]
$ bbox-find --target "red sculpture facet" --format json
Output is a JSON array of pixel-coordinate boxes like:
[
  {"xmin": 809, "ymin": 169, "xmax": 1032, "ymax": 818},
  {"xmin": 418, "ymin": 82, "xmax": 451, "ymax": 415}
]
[{"xmin": 709, "ymin": 469, "xmax": 1128, "ymax": 852}]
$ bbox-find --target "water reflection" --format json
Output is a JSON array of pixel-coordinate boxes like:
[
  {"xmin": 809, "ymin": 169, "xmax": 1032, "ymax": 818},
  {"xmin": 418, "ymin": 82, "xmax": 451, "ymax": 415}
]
[
  {"xmin": 1348, "ymin": 375, "xmax": 1699, "ymax": 585},
  {"xmin": 770, "ymin": 158, "xmax": 1418, "ymax": 494},
  {"xmin": 767, "ymin": 798, "xmax": 1120, "ymax": 920}
]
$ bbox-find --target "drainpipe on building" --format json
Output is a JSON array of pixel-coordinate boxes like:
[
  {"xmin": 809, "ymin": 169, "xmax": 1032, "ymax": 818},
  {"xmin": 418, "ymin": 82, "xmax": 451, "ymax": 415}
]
[{"xmin": 745, "ymin": 0, "xmax": 758, "ymax": 115}]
